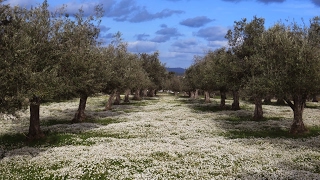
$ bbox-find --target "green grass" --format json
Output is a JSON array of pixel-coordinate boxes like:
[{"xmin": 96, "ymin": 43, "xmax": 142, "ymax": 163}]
[
  {"xmin": 192, "ymin": 104, "xmax": 233, "ymax": 112},
  {"xmin": 87, "ymin": 118, "xmax": 125, "ymax": 125},
  {"xmin": 223, "ymin": 115, "xmax": 284, "ymax": 123},
  {"xmin": 41, "ymin": 119, "xmax": 71, "ymax": 126},
  {"xmin": 305, "ymin": 103, "xmax": 320, "ymax": 109},
  {"xmin": 25, "ymin": 130, "xmax": 138, "ymax": 148},
  {"xmin": 0, "ymin": 132, "xmax": 87, "ymax": 150},
  {"xmin": 0, "ymin": 133, "xmax": 26, "ymax": 150},
  {"xmin": 0, "ymin": 119, "xmax": 134, "ymax": 149},
  {"xmin": 220, "ymin": 126, "xmax": 320, "ymax": 139}
]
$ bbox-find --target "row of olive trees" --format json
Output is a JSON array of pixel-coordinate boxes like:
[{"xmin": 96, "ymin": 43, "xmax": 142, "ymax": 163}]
[
  {"xmin": 184, "ymin": 16, "xmax": 320, "ymax": 135},
  {"xmin": 0, "ymin": 1, "xmax": 167, "ymax": 140}
]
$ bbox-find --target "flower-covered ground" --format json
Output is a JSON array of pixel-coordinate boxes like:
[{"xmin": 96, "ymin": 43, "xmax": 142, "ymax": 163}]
[{"xmin": 1, "ymin": 94, "xmax": 320, "ymax": 179}]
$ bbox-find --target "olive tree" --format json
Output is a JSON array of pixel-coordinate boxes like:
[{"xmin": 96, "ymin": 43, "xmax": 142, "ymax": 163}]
[
  {"xmin": 205, "ymin": 48, "xmax": 230, "ymax": 108},
  {"xmin": 258, "ymin": 19, "xmax": 320, "ymax": 134},
  {"xmin": 184, "ymin": 62, "xmax": 202, "ymax": 99},
  {"xmin": 140, "ymin": 52, "xmax": 167, "ymax": 97},
  {"xmin": 54, "ymin": 6, "xmax": 108, "ymax": 123},
  {"xmin": 0, "ymin": 1, "xmax": 66, "ymax": 139},
  {"xmin": 225, "ymin": 16, "xmax": 269, "ymax": 115}
]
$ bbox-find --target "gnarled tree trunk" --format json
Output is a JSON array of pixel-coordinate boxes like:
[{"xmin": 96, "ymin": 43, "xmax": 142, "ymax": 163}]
[
  {"xmin": 232, "ymin": 90, "xmax": 240, "ymax": 110},
  {"xmin": 28, "ymin": 96, "xmax": 44, "ymax": 140},
  {"xmin": 189, "ymin": 91, "xmax": 195, "ymax": 99},
  {"xmin": 312, "ymin": 94, "xmax": 318, "ymax": 102},
  {"xmin": 276, "ymin": 98, "xmax": 286, "ymax": 105},
  {"xmin": 285, "ymin": 96, "xmax": 308, "ymax": 134},
  {"xmin": 124, "ymin": 89, "xmax": 130, "ymax": 103},
  {"xmin": 72, "ymin": 93, "xmax": 88, "ymax": 123},
  {"xmin": 220, "ymin": 88, "xmax": 227, "ymax": 109},
  {"xmin": 141, "ymin": 89, "xmax": 148, "ymax": 99},
  {"xmin": 113, "ymin": 91, "xmax": 121, "ymax": 105},
  {"xmin": 253, "ymin": 97, "xmax": 263, "ymax": 121},
  {"xmin": 148, "ymin": 89, "xmax": 155, "ymax": 97},
  {"xmin": 194, "ymin": 89, "xmax": 199, "ymax": 99},
  {"xmin": 105, "ymin": 92, "xmax": 115, "ymax": 110},
  {"xmin": 204, "ymin": 91, "xmax": 211, "ymax": 103},
  {"xmin": 133, "ymin": 89, "xmax": 141, "ymax": 100},
  {"xmin": 264, "ymin": 95, "xmax": 272, "ymax": 104},
  {"xmin": 183, "ymin": 92, "xmax": 188, "ymax": 97}
]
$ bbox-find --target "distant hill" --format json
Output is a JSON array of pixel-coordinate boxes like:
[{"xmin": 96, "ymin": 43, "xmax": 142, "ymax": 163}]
[{"xmin": 166, "ymin": 67, "xmax": 186, "ymax": 76}]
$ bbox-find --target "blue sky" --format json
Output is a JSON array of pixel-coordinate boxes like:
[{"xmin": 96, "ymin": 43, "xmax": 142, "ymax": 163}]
[{"xmin": 3, "ymin": 0, "xmax": 320, "ymax": 68}]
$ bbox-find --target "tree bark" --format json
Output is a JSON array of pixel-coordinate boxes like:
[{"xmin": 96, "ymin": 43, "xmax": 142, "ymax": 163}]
[
  {"xmin": 141, "ymin": 89, "xmax": 147, "ymax": 99},
  {"xmin": 189, "ymin": 91, "xmax": 195, "ymax": 99},
  {"xmin": 232, "ymin": 90, "xmax": 240, "ymax": 110},
  {"xmin": 133, "ymin": 89, "xmax": 141, "ymax": 100},
  {"xmin": 194, "ymin": 89, "xmax": 199, "ymax": 99},
  {"xmin": 72, "ymin": 93, "xmax": 88, "ymax": 123},
  {"xmin": 312, "ymin": 94, "xmax": 318, "ymax": 102},
  {"xmin": 253, "ymin": 97, "xmax": 263, "ymax": 121},
  {"xmin": 124, "ymin": 89, "xmax": 130, "ymax": 103},
  {"xmin": 27, "ymin": 96, "xmax": 44, "ymax": 140},
  {"xmin": 204, "ymin": 91, "xmax": 211, "ymax": 103},
  {"xmin": 105, "ymin": 92, "xmax": 115, "ymax": 110},
  {"xmin": 113, "ymin": 91, "xmax": 121, "ymax": 105},
  {"xmin": 220, "ymin": 88, "xmax": 227, "ymax": 109},
  {"xmin": 287, "ymin": 96, "xmax": 308, "ymax": 134},
  {"xmin": 148, "ymin": 89, "xmax": 155, "ymax": 97},
  {"xmin": 264, "ymin": 95, "xmax": 272, "ymax": 104},
  {"xmin": 276, "ymin": 98, "xmax": 286, "ymax": 105}
]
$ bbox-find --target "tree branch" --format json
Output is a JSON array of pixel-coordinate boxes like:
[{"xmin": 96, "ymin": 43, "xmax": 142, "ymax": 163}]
[{"xmin": 284, "ymin": 97, "xmax": 294, "ymax": 111}]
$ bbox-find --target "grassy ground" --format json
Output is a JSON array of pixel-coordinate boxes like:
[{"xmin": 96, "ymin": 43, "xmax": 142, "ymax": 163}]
[{"xmin": 1, "ymin": 93, "xmax": 320, "ymax": 179}]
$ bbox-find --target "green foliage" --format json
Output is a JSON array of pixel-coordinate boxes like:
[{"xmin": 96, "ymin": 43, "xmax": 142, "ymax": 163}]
[
  {"xmin": 102, "ymin": 36, "xmax": 151, "ymax": 94},
  {"xmin": 140, "ymin": 52, "xmax": 167, "ymax": 91},
  {"xmin": 0, "ymin": 1, "xmax": 109, "ymax": 112},
  {"xmin": 258, "ymin": 21, "xmax": 320, "ymax": 99}
]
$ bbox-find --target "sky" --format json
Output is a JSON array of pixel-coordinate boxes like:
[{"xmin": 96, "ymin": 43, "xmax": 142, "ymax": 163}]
[{"xmin": 3, "ymin": 0, "xmax": 320, "ymax": 68}]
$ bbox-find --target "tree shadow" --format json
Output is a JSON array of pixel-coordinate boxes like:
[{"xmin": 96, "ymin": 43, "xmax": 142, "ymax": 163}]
[
  {"xmin": 0, "ymin": 94, "xmax": 161, "ymax": 160},
  {"xmin": 181, "ymin": 97, "xmax": 320, "ymax": 145}
]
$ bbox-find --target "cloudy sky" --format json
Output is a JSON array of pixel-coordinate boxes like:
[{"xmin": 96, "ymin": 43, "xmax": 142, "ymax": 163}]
[{"xmin": 3, "ymin": 0, "xmax": 320, "ymax": 68}]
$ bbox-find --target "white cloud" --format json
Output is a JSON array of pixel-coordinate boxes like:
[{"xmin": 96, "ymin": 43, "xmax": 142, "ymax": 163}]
[
  {"xmin": 207, "ymin": 40, "xmax": 228, "ymax": 48},
  {"xmin": 3, "ymin": 0, "xmax": 38, "ymax": 7},
  {"xmin": 127, "ymin": 41, "xmax": 158, "ymax": 53}
]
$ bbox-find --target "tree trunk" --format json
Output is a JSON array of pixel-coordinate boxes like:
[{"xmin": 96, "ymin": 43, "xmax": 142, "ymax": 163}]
[
  {"xmin": 174, "ymin": 91, "xmax": 178, "ymax": 96},
  {"xmin": 113, "ymin": 91, "xmax": 121, "ymax": 105},
  {"xmin": 148, "ymin": 89, "xmax": 155, "ymax": 97},
  {"xmin": 27, "ymin": 96, "xmax": 44, "ymax": 140},
  {"xmin": 276, "ymin": 98, "xmax": 286, "ymax": 105},
  {"xmin": 141, "ymin": 89, "xmax": 147, "ymax": 99},
  {"xmin": 312, "ymin": 94, "xmax": 318, "ymax": 102},
  {"xmin": 189, "ymin": 91, "xmax": 195, "ymax": 99},
  {"xmin": 253, "ymin": 97, "xmax": 263, "ymax": 121},
  {"xmin": 220, "ymin": 89, "xmax": 227, "ymax": 109},
  {"xmin": 232, "ymin": 90, "xmax": 240, "ymax": 110},
  {"xmin": 264, "ymin": 95, "xmax": 272, "ymax": 104},
  {"xmin": 194, "ymin": 89, "xmax": 199, "ymax": 99},
  {"xmin": 124, "ymin": 89, "xmax": 130, "ymax": 103},
  {"xmin": 204, "ymin": 91, "xmax": 211, "ymax": 103},
  {"xmin": 72, "ymin": 93, "xmax": 88, "ymax": 123},
  {"xmin": 105, "ymin": 92, "xmax": 115, "ymax": 110},
  {"xmin": 288, "ymin": 96, "xmax": 308, "ymax": 134},
  {"xmin": 133, "ymin": 89, "xmax": 141, "ymax": 100}
]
